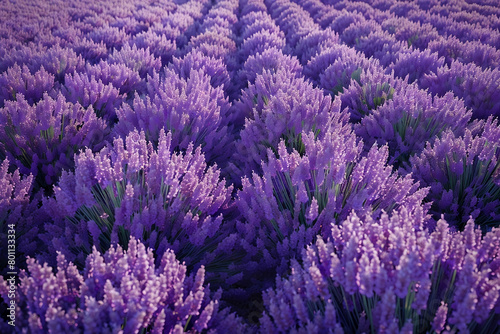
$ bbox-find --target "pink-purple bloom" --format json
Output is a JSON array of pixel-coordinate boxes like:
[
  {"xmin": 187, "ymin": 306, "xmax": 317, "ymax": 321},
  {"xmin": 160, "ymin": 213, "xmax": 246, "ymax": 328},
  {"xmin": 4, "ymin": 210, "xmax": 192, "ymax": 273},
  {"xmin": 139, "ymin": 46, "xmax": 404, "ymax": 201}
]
[
  {"xmin": 0, "ymin": 237, "xmax": 245, "ymax": 333},
  {"xmin": 42, "ymin": 129, "xmax": 236, "ymax": 275}
]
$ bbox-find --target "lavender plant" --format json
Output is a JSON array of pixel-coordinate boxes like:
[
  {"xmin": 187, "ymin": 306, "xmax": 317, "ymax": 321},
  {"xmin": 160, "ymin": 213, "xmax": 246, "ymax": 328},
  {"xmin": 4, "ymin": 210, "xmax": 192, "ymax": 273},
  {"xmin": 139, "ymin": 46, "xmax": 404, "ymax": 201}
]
[
  {"xmin": 0, "ymin": 64, "xmax": 55, "ymax": 107},
  {"xmin": 303, "ymin": 44, "xmax": 371, "ymax": 86},
  {"xmin": 239, "ymin": 15, "xmax": 284, "ymax": 45},
  {"xmin": 0, "ymin": 159, "xmax": 47, "ymax": 275},
  {"xmin": 329, "ymin": 10, "xmax": 367, "ymax": 36},
  {"xmin": 239, "ymin": 31, "xmax": 287, "ymax": 63},
  {"xmin": 42, "ymin": 129, "xmax": 237, "ymax": 275},
  {"xmin": 293, "ymin": 28, "xmax": 339, "ymax": 64},
  {"xmin": 355, "ymin": 30, "xmax": 406, "ymax": 67},
  {"xmin": 411, "ymin": 118, "xmax": 500, "ymax": 231},
  {"xmin": 62, "ymin": 71, "xmax": 123, "ymax": 124},
  {"xmin": 86, "ymin": 25, "xmax": 129, "ymax": 50},
  {"xmin": 421, "ymin": 60, "xmax": 500, "ymax": 119},
  {"xmin": 355, "ymin": 86, "xmax": 473, "ymax": 169},
  {"xmin": 71, "ymin": 37, "xmax": 109, "ymax": 64},
  {"xmin": 169, "ymin": 51, "xmax": 231, "ymax": 93},
  {"xmin": 231, "ymin": 68, "xmax": 338, "ymax": 180},
  {"xmin": 84, "ymin": 61, "xmax": 143, "ymax": 96},
  {"xmin": 235, "ymin": 125, "xmax": 428, "ymax": 293},
  {"xmin": 28, "ymin": 45, "xmax": 86, "ymax": 82},
  {"xmin": 261, "ymin": 208, "xmax": 500, "ymax": 333},
  {"xmin": 428, "ymin": 36, "xmax": 500, "ymax": 69},
  {"xmin": 390, "ymin": 48, "xmax": 444, "ymax": 84},
  {"xmin": 129, "ymin": 30, "xmax": 177, "ymax": 66},
  {"xmin": 236, "ymin": 48, "xmax": 302, "ymax": 89},
  {"xmin": 340, "ymin": 67, "xmax": 398, "ymax": 123},
  {"xmin": 0, "ymin": 93, "xmax": 109, "ymax": 193},
  {"xmin": 107, "ymin": 43, "xmax": 161, "ymax": 79},
  {"xmin": 340, "ymin": 19, "xmax": 381, "ymax": 47},
  {"xmin": 0, "ymin": 237, "xmax": 246, "ymax": 333},
  {"xmin": 113, "ymin": 68, "xmax": 233, "ymax": 166},
  {"xmin": 381, "ymin": 16, "xmax": 439, "ymax": 50}
]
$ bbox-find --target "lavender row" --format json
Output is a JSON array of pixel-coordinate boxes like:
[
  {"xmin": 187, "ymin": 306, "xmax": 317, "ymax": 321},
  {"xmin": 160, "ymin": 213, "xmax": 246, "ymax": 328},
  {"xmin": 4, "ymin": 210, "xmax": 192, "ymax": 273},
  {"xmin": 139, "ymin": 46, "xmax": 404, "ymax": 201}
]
[
  {"xmin": 280, "ymin": 0, "xmax": 500, "ymax": 230},
  {"xmin": 324, "ymin": 0, "xmax": 500, "ymax": 47},
  {"xmin": 296, "ymin": 0, "xmax": 500, "ymax": 119}
]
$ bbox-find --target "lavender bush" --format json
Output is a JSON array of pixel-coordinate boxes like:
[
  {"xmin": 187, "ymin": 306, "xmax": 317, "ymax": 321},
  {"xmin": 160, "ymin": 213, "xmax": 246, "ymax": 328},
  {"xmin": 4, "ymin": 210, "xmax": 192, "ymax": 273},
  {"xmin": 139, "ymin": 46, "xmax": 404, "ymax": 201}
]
[
  {"xmin": 42, "ymin": 129, "xmax": 237, "ymax": 277},
  {"xmin": 0, "ymin": 159, "xmax": 48, "ymax": 275},
  {"xmin": 355, "ymin": 85, "xmax": 473, "ymax": 168},
  {"xmin": 231, "ymin": 68, "xmax": 338, "ymax": 180},
  {"xmin": 411, "ymin": 117, "xmax": 500, "ymax": 231},
  {"xmin": 234, "ymin": 125, "xmax": 428, "ymax": 292},
  {"xmin": 113, "ymin": 67, "xmax": 233, "ymax": 166},
  {"xmin": 261, "ymin": 208, "xmax": 500, "ymax": 333},
  {"xmin": 0, "ymin": 237, "xmax": 246, "ymax": 333},
  {"xmin": 0, "ymin": 93, "xmax": 109, "ymax": 193},
  {"xmin": 0, "ymin": 64, "xmax": 55, "ymax": 108}
]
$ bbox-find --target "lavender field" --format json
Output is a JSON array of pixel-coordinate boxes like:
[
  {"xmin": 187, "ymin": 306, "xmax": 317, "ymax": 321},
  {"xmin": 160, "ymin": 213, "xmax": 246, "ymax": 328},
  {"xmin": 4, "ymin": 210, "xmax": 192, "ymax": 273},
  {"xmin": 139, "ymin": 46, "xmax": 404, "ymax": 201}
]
[{"xmin": 0, "ymin": 0, "xmax": 499, "ymax": 332}]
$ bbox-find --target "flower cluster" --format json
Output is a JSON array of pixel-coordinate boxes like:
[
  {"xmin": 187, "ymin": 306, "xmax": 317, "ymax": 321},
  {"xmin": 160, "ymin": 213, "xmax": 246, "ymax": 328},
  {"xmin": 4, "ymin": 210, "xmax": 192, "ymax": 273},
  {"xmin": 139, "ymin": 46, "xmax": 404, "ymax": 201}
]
[
  {"xmin": 261, "ymin": 208, "xmax": 500, "ymax": 333},
  {"xmin": 42, "ymin": 128, "xmax": 240, "ymax": 286},
  {"xmin": 235, "ymin": 124, "xmax": 428, "ymax": 291},
  {"xmin": 0, "ymin": 93, "xmax": 109, "ymax": 193},
  {"xmin": 0, "ymin": 237, "xmax": 246, "ymax": 333},
  {"xmin": 232, "ymin": 68, "xmax": 338, "ymax": 180},
  {"xmin": 411, "ymin": 117, "xmax": 500, "ymax": 231},
  {"xmin": 113, "ymin": 67, "xmax": 233, "ymax": 166},
  {"xmin": 0, "ymin": 159, "xmax": 48, "ymax": 275},
  {"xmin": 355, "ymin": 85, "xmax": 472, "ymax": 169},
  {"xmin": 0, "ymin": 64, "xmax": 55, "ymax": 107}
]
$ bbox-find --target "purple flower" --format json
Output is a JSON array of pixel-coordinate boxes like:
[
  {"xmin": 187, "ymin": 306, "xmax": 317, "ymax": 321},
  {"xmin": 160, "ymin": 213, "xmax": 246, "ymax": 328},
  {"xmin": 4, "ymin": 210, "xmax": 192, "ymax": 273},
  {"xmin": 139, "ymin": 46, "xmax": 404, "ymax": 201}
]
[
  {"xmin": 240, "ymin": 0, "xmax": 267, "ymax": 17},
  {"xmin": 261, "ymin": 209, "xmax": 500, "ymax": 333},
  {"xmin": 355, "ymin": 85, "xmax": 472, "ymax": 169},
  {"xmin": 72, "ymin": 38, "xmax": 109, "ymax": 64},
  {"xmin": 43, "ymin": 129, "xmax": 235, "ymax": 276},
  {"xmin": 303, "ymin": 44, "xmax": 370, "ymax": 86},
  {"xmin": 329, "ymin": 10, "xmax": 367, "ymax": 36},
  {"xmin": 236, "ymin": 47, "xmax": 302, "ymax": 89},
  {"xmin": 428, "ymin": 36, "xmax": 500, "ymax": 69},
  {"xmin": 294, "ymin": 28, "xmax": 339, "ymax": 64},
  {"xmin": 381, "ymin": 16, "xmax": 439, "ymax": 50},
  {"xmin": 84, "ymin": 61, "xmax": 143, "ymax": 95},
  {"xmin": 169, "ymin": 51, "xmax": 232, "ymax": 93},
  {"xmin": 239, "ymin": 30, "xmax": 287, "ymax": 63},
  {"xmin": 184, "ymin": 31, "xmax": 237, "ymax": 65},
  {"xmin": 231, "ymin": 68, "xmax": 339, "ymax": 180},
  {"xmin": 62, "ymin": 71, "xmax": 123, "ymax": 124},
  {"xmin": 239, "ymin": 15, "xmax": 284, "ymax": 44},
  {"xmin": 340, "ymin": 67, "xmax": 398, "ymax": 123},
  {"xmin": 318, "ymin": 52, "xmax": 378, "ymax": 97},
  {"xmin": 108, "ymin": 43, "xmax": 161, "ymax": 79},
  {"xmin": 0, "ymin": 159, "xmax": 48, "ymax": 275},
  {"xmin": 129, "ymin": 30, "xmax": 176, "ymax": 66},
  {"xmin": 411, "ymin": 118, "xmax": 500, "ymax": 231},
  {"xmin": 420, "ymin": 60, "xmax": 500, "ymax": 119},
  {"xmin": 390, "ymin": 48, "xmax": 445, "ymax": 84},
  {"xmin": 0, "ymin": 93, "xmax": 109, "ymax": 192},
  {"xmin": 0, "ymin": 237, "xmax": 244, "ymax": 332},
  {"xmin": 87, "ymin": 25, "xmax": 129, "ymax": 50},
  {"xmin": 235, "ymin": 121, "xmax": 427, "ymax": 292},
  {"xmin": 355, "ymin": 30, "xmax": 406, "ymax": 67},
  {"xmin": 29, "ymin": 45, "xmax": 85, "ymax": 83},
  {"xmin": 340, "ymin": 19, "xmax": 381, "ymax": 47},
  {"xmin": 114, "ymin": 67, "xmax": 233, "ymax": 166},
  {"xmin": 0, "ymin": 64, "xmax": 55, "ymax": 107}
]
